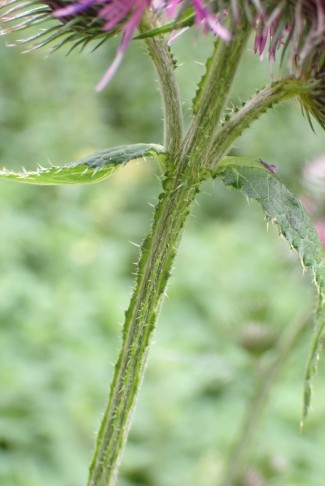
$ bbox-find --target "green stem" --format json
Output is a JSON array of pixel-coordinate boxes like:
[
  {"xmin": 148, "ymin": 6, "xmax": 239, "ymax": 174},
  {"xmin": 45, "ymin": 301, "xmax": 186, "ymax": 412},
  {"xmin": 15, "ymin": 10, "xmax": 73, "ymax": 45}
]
[
  {"xmin": 302, "ymin": 296, "xmax": 325, "ymax": 423},
  {"xmin": 181, "ymin": 23, "xmax": 251, "ymax": 161},
  {"xmin": 139, "ymin": 12, "xmax": 183, "ymax": 156},
  {"xmin": 87, "ymin": 168, "xmax": 200, "ymax": 486},
  {"xmin": 205, "ymin": 78, "xmax": 310, "ymax": 170},
  {"xmin": 221, "ymin": 313, "xmax": 310, "ymax": 486},
  {"xmin": 88, "ymin": 20, "xmax": 254, "ymax": 486}
]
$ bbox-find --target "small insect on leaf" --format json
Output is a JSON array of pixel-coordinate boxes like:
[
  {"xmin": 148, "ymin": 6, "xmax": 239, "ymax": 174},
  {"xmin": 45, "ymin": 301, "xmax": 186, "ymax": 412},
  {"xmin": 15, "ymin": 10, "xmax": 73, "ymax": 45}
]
[{"xmin": 259, "ymin": 158, "xmax": 277, "ymax": 173}]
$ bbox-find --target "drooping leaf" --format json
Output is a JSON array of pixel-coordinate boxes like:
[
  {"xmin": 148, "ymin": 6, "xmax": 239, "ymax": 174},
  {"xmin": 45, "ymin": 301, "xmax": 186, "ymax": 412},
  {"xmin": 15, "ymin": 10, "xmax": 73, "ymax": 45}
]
[
  {"xmin": 212, "ymin": 156, "xmax": 325, "ymax": 422},
  {"xmin": 0, "ymin": 144, "xmax": 165, "ymax": 185}
]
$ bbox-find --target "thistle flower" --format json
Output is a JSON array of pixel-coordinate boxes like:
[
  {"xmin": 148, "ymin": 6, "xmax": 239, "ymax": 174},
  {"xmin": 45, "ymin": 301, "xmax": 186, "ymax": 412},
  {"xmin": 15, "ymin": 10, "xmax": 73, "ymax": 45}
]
[
  {"xmin": 1, "ymin": 0, "xmax": 324, "ymax": 97},
  {"xmin": 252, "ymin": 0, "xmax": 325, "ymax": 129},
  {"xmin": 0, "ymin": 0, "xmax": 232, "ymax": 89},
  {"xmin": 252, "ymin": 0, "xmax": 325, "ymax": 69}
]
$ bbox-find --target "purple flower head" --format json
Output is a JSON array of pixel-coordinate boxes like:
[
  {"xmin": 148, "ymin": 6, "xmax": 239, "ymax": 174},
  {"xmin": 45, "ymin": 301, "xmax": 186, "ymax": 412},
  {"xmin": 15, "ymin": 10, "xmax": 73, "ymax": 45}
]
[
  {"xmin": 1, "ymin": 0, "xmax": 324, "ymax": 94},
  {"xmin": 0, "ymin": 0, "xmax": 232, "ymax": 88},
  {"xmin": 249, "ymin": 0, "xmax": 325, "ymax": 129},
  {"xmin": 51, "ymin": 0, "xmax": 231, "ymax": 88},
  {"xmin": 252, "ymin": 1, "xmax": 325, "ymax": 68}
]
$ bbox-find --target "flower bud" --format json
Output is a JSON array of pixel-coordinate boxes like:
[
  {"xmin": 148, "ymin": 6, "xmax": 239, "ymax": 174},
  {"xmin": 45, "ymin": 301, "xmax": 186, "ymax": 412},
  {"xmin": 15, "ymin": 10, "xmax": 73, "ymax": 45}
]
[{"xmin": 237, "ymin": 323, "xmax": 277, "ymax": 357}]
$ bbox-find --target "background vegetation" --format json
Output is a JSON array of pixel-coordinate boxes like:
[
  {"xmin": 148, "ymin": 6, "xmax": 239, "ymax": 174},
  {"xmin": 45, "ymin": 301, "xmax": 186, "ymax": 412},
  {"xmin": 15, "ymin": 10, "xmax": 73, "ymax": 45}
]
[{"xmin": 0, "ymin": 29, "xmax": 325, "ymax": 486}]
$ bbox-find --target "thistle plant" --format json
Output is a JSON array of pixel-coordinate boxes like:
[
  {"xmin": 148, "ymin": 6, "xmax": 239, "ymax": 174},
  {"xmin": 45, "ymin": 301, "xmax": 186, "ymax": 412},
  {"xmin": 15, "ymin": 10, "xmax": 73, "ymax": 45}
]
[{"xmin": 0, "ymin": 1, "xmax": 325, "ymax": 485}]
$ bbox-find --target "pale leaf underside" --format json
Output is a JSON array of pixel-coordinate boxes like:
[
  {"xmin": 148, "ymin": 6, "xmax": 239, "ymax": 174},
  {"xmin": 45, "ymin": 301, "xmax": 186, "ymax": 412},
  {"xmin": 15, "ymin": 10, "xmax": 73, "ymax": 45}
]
[
  {"xmin": 0, "ymin": 144, "xmax": 165, "ymax": 185},
  {"xmin": 214, "ymin": 156, "xmax": 325, "ymax": 422}
]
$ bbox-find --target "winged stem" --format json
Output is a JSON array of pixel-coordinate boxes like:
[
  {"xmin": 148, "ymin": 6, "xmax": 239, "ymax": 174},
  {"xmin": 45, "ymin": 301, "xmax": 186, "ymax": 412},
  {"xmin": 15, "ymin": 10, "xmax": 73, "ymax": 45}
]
[
  {"xmin": 87, "ymin": 168, "xmax": 200, "ymax": 486},
  {"xmin": 87, "ymin": 18, "xmax": 316, "ymax": 486},
  {"xmin": 87, "ymin": 24, "xmax": 253, "ymax": 484},
  {"xmin": 181, "ymin": 22, "xmax": 251, "ymax": 162}
]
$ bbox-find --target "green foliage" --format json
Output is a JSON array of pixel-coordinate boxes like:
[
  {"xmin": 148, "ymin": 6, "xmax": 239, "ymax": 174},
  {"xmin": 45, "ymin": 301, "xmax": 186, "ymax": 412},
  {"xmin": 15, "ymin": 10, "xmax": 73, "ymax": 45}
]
[
  {"xmin": 214, "ymin": 156, "xmax": 325, "ymax": 421},
  {"xmin": 0, "ymin": 144, "xmax": 165, "ymax": 185},
  {"xmin": 0, "ymin": 29, "xmax": 325, "ymax": 486}
]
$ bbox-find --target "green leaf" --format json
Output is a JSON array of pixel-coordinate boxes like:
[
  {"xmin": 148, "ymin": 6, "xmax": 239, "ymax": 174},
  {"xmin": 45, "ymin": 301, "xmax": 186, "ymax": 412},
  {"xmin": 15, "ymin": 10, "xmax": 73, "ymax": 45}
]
[
  {"xmin": 213, "ymin": 156, "xmax": 325, "ymax": 422},
  {"xmin": 0, "ymin": 144, "xmax": 165, "ymax": 185}
]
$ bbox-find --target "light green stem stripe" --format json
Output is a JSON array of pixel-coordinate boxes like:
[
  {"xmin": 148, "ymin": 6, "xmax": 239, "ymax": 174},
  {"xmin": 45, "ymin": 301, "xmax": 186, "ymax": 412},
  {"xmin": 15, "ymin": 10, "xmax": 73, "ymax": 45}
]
[
  {"xmin": 205, "ymin": 78, "xmax": 309, "ymax": 170},
  {"xmin": 139, "ymin": 13, "xmax": 183, "ymax": 156},
  {"xmin": 181, "ymin": 23, "xmax": 251, "ymax": 160},
  {"xmin": 87, "ymin": 172, "xmax": 200, "ymax": 486}
]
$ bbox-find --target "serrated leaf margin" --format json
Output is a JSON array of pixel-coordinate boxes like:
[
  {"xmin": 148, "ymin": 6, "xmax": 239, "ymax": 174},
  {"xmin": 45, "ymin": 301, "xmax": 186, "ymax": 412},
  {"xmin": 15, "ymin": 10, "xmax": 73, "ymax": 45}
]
[
  {"xmin": 0, "ymin": 143, "xmax": 166, "ymax": 185},
  {"xmin": 213, "ymin": 156, "xmax": 325, "ymax": 422}
]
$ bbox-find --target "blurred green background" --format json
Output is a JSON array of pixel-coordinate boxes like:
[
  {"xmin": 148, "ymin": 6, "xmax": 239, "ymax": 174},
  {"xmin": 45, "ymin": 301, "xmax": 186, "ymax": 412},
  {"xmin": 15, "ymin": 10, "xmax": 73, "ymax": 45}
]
[{"xmin": 0, "ymin": 27, "xmax": 325, "ymax": 486}]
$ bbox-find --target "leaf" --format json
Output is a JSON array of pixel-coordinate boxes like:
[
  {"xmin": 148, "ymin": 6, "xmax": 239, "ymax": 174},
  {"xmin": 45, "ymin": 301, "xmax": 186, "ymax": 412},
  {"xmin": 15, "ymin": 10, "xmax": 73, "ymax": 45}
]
[
  {"xmin": 212, "ymin": 156, "xmax": 325, "ymax": 422},
  {"xmin": 0, "ymin": 144, "xmax": 165, "ymax": 185}
]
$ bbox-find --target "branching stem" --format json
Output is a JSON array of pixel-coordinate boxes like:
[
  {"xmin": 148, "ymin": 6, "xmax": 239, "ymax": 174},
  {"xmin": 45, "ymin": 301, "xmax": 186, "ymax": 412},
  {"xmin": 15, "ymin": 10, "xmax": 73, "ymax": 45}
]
[
  {"xmin": 87, "ymin": 21, "xmax": 312, "ymax": 486},
  {"xmin": 181, "ymin": 23, "xmax": 251, "ymax": 162},
  {"xmin": 205, "ymin": 78, "xmax": 310, "ymax": 170}
]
